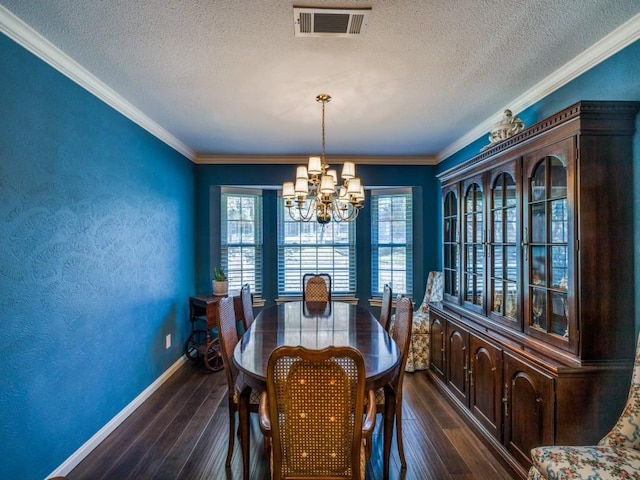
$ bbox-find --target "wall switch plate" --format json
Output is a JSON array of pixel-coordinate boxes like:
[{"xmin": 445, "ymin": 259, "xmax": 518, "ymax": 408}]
[{"xmin": 165, "ymin": 334, "xmax": 171, "ymax": 349}]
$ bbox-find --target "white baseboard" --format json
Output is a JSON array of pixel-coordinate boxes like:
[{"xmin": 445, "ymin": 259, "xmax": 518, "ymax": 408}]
[{"xmin": 46, "ymin": 355, "xmax": 188, "ymax": 478}]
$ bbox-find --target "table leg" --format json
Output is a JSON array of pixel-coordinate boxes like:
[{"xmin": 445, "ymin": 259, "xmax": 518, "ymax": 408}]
[
  {"xmin": 239, "ymin": 387, "xmax": 251, "ymax": 480},
  {"xmin": 383, "ymin": 386, "xmax": 396, "ymax": 480}
]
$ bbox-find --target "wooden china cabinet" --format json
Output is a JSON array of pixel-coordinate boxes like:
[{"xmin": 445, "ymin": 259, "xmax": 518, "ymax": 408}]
[{"xmin": 430, "ymin": 101, "xmax": 640, "ymax": 477}]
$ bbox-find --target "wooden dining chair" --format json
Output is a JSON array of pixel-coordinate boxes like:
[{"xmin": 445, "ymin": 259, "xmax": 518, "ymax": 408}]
[
  {"xmin": 374, "ymin": 295, "xmax": 413, "ymax": 470},
  {"xmin": 302, "ymin": 273, "xmax": 331, "ymax": 302},
  {"xmin": 217, "ymin": 295, "xmax": 262, "ymax": 467},
  {"xmin": 240, "ymin": 283, "xmax": 254, "ymax": 333},
  {"xmin": 259, "ymin": 345, "xmax": 376, "ymax": 480},
  {"xmin": 379, "ymin": 283, "xmax": 393, "ymax": 332}
]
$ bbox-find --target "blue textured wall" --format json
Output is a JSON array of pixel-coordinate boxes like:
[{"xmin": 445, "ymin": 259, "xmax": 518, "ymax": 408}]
[{"xmin": 0, "ymin": 34, "xmax": 195, "ymax": 479}]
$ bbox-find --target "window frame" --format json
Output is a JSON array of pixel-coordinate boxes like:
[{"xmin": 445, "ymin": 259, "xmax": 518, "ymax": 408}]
[
  {"xmin": 277, "ymin": 193, "xmax": 357, "ymax": 299},
  {"xmin": 370, "ymin": 187, "xmax": 414, "ymax": 299},
  {"xmin": 221, "ymin": 187, "xmax": 263, "ymax": 302}
]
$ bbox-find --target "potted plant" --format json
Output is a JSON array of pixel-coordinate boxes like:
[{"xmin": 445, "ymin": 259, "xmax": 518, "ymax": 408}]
[{"xmin": 212, "ymin": 266, "xmax": 228, "ymax": 296}]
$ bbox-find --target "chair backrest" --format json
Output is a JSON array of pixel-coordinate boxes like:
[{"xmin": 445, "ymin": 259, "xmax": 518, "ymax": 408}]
[
  {"xmin": 302, "ymin": 273, "xmax": 332, "ymax": 302},
  {"xmin": 217, "ymin": 296, "xmax": 240, "ymax": 391},
  {"xmin": 266, "ymin": 345, "xmax": 367, "ymax": 479},
  {"xmin": 391, "ymin": 295, "xmax": 414, "ymax": 387},
  {"xmin": 379, "ymin": 283, "xmax": 393, "ymax": 332},
  {"xmin": 418, "ymin": 271, "xmax": 444, "ymax": 312},
  {"xmin": 240, "ymin": 283, "xmax": 254, "ymax": 332}
]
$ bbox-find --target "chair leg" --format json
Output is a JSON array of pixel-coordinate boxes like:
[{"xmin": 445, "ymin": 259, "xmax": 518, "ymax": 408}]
[
  {"xmin": 383, "ymin": 389, "xmax": 396, "ymax": 480},
  {"xmin": 396, "ymin": 396, "xmax": 406, "ymax": 469},
  {"xmin": 226, "ymin": 402, "xmax": 236, "ymax": 467}
]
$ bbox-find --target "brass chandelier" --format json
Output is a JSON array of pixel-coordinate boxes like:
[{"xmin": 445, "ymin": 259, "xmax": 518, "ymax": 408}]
[{"xmin": 282, "ymin": 94, "xmax": 365, "ymax": 224}]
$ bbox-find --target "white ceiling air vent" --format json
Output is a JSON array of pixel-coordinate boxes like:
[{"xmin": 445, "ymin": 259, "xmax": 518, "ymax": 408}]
[{"xmin": 293, "ymin": 7, "xmax": 371, "ymax": 37}]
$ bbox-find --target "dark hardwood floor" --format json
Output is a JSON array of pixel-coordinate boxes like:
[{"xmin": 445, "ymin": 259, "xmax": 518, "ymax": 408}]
[{"xmin": 68, "ymin": 360, "xmax": 519, "ymax": 480}]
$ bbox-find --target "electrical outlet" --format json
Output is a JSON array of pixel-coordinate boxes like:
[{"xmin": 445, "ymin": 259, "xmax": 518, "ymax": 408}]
[{"xmin": 165, "ymin": 334, "xmax": 171, "ymax": 349}]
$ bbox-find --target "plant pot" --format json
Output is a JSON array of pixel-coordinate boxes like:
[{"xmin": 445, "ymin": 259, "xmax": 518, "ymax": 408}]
[{"xmin": 213, "ymin": 280, "xmax": 228, "ymax": 296}]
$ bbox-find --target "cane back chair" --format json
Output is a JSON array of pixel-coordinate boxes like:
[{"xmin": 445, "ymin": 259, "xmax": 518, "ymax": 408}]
[
  {"xmin": 302, "ymin": 273, "xmax": 332, "ymax": 302},
  {"xmin": 378, "ymin": 283, "xmax": 393, "ymax": 332},
  {"xmin": 259, "ymin": 345, "xmax": 376, "ymax": 479},
  {"xmin": 217, "ymin": 296, "xmax": 261, "ymax": 467},
  {"xmin": 373, "ymin": 295, "xmax": 413, "ymax": 470},
  {"xmin": 239, "ymin": 283, "xmax": 254, "ymax": 334}
]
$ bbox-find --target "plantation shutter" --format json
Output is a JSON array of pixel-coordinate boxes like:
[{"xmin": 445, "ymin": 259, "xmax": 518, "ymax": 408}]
[
  {"xmin": 371, "ymin": 188, "xmax": 413, "ymax": 296},
  {"xmin": 221, "ymin": 188, "xmax": 263, "ymax": 295}
]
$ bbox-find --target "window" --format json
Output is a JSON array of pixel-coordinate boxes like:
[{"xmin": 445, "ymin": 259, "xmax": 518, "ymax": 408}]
[
  {"xmin": 278, "ymin": 196, "xmax": 356, "ymax": 295},
  {"xmin": 221, "ymin": 188, "xmax": 263, "ymax": 295},
  {"xmin": 371, "ymin": 189, "xmax": 413, "ymax": 296}
]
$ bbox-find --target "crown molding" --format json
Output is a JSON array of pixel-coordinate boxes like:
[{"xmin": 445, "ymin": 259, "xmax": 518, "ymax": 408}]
[
  {"xmin": 437, "ymin": 12, "xmax": 640, "ymax": 162},
  {"xmin": 3, "ymin": 3, "xmax": 637, "ymax": 166},
  {"xmin": 195, "ymin": 154, "xmax": 438, "ymax": 165},
  {"xmin": 0, "ymin": 5, "xmax": 195, "ymax": 161}
]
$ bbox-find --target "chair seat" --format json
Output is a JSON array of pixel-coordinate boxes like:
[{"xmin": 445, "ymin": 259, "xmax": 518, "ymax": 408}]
[{"xmin": 529, "ymin": 445, "xmax": 640, "ymax": 479}]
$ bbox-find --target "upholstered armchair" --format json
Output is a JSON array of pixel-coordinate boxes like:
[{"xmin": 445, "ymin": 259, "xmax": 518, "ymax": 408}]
[
  {"xmin": 528, "ymin": 333, "xmax": 640, "ymax": 479},
  {"xmin": 390, "ymin": 271, "xmax": 443, "ymax": 372}
]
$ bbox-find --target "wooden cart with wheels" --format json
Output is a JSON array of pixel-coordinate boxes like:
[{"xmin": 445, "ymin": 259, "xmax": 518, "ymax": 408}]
[{"xmin": 185, "ymin": 293, "xmax": 241, "ymax": 372}]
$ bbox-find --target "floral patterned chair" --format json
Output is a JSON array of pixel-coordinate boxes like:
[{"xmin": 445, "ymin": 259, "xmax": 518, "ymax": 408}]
[
  {"xmin": 390, "ymin": 271, "xmax": 443, "ymax": 372},
  {"xmin": 528, "ymin": 333, "xmax": 640, "ymax": 479}
]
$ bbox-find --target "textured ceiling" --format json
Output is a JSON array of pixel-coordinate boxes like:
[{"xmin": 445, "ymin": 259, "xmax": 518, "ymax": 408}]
[{"xmin": 1, "ymin": 1, "xmax": 639, "ymax": 161}]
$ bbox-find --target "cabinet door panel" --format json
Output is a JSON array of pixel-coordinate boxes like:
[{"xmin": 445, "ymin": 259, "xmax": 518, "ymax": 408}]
[
  {"xmin": 470, "ymin": 335, "xmax": 503, "ymax": 441},
  {"xmin": 523, "ymin": 137, "xmax": 575, "ymax": 353},
  {"xmin": 442, "ymin": 184, "xmax": 460, "ymax": 303},
  {"xmin": 504, "ymin": 353, "xmax": 554, "ymax": 468},
  {"xmin": 447, "ymin": 322, "xmax": 469, "ymax": 405},
  {"xmin": 429, "ymin": 313, "xmax": 446, "ymax": 382},
  {"xmin": 462, "ymin": 176, "xmax": 485, "ymax": 313},
  {"xmin": 487, "ymin": 161, "xmax": 521, "ymax": 329}
]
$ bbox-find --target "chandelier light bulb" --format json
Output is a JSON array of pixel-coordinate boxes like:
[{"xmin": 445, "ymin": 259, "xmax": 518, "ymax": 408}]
[
  {"xmin": 307, "ymin": 156, "xmax": 322, "ymax": 175},
  {"xmin": 347, "ymin": 177, "xmax": 361, "ymax": 195},
  {"xmin": 282, "ymin": 181, "xmax": 295, "ymax": 199},
  {"xmin": 296, "ymin": 165, "xmax": 308, "ymax": 180},
  {"xmin": 341, "ymin": 161, "xmax": 355, "ymax": 180},
  {"xmin": 320, "ymin": 175, "xmax": 335, "ymax": 194},
  {"xmin": 294, "ymin": 178, "xmax": 309, "ymax": 196},
  {"xmin": 326, "ymin": 169, "xmax": 338, "ymax": 185}
]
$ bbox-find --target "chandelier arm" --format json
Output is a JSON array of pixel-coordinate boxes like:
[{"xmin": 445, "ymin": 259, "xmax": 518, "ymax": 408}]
[
  {"xmin": 287, "ymin": 196, "xmax": 317, "ymax": 222},
  {"xmin": 332, "ymin": 200, "xmax": 360, "ymax": 222}
]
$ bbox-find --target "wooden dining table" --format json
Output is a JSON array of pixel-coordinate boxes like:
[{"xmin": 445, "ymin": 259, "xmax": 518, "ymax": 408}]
[{"xmin": 232, "ymin": 300, "xmax": 401, "ymax": 480}]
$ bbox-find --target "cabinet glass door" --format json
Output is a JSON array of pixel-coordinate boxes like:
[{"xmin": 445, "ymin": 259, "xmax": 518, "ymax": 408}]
[
  {"xmin": 443, "ymin": 189, "xmax": 459, "ymax": 301},
  {"xmin": 525, "ymin": 155, "xmax": 569, "ymax": 344},
  {"xmin": 489, "ymin": 169, "xmax": 519, "ymax": 327},
  {"xmin": 463, "ymin": 181, "xmax": 484, "ymax": 311}
]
